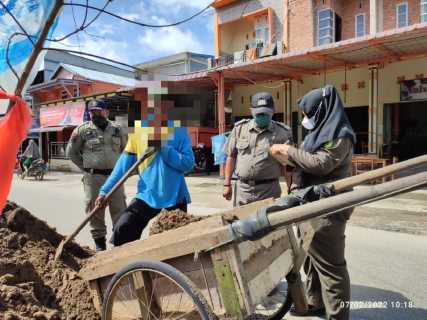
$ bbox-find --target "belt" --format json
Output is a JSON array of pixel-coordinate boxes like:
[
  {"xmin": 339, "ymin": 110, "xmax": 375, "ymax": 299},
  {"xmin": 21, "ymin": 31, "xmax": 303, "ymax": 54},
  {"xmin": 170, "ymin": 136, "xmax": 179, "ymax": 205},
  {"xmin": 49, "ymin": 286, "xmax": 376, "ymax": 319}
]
[
  {"xmin": 84, "ymin": 168, "xmax": 113, "ymax": 175},
  {"xmin": 239, "ymin": 178, "xmax": 279, "ymax": 186}
]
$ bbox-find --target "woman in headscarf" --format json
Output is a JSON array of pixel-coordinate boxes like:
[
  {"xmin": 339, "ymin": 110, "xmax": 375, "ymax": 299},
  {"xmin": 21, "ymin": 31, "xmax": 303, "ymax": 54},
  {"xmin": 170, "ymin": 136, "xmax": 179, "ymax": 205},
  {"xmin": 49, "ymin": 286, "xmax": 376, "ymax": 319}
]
[
  {"xmin": 21, "ymin": 139, "xmax": 41, "ymax": 172},
  {"xmin": 270, "ymin": 85, "xmax": 356, "ymax": 320}
]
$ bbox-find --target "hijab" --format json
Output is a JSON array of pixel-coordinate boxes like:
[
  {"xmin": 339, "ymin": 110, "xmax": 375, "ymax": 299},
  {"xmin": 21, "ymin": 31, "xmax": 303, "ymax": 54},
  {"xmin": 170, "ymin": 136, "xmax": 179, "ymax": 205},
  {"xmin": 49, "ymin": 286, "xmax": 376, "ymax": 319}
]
[
  {"xmin": 22, "ymin": 140, "xmax": 41, "ymax": 159},
  {"xmin": 297, "ymin": 85, "xmax": 356, "ymax": 153}
]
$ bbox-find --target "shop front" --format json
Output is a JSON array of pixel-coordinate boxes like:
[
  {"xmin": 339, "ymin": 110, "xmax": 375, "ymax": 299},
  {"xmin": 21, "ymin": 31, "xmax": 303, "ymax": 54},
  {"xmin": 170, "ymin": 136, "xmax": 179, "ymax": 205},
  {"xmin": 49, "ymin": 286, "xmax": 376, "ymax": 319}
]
[{"xmin": 384, "ymin": 78, "xmax": 427, "ymax": 161}]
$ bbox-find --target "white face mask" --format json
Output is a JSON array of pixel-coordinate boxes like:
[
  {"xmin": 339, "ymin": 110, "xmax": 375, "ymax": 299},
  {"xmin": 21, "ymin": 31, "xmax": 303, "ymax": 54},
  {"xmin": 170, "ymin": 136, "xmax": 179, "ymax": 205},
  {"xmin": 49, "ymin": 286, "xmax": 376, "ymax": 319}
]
[{"xmin": 302, "ymin": 116, "xmax": 315, "ymax": 130}]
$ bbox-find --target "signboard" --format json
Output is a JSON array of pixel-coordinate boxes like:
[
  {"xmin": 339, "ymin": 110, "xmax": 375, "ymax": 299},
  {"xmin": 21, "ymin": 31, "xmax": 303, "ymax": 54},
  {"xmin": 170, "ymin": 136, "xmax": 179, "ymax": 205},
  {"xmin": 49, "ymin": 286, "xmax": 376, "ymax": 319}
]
[
  {"xmin": 400, "ymin": 78, "xmax": 427, "ymax": 101},
  {"xmin": 40, "ymin": 102, "xmax": 85, "ymax": 127}
]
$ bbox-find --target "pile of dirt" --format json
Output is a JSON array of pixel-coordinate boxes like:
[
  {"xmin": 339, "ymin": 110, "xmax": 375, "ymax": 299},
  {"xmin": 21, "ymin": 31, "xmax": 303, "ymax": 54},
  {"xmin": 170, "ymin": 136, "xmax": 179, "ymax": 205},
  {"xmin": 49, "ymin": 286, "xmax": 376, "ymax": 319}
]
[
  {"xmin": 149, "ymin": 209, "xmax": 206, "ymax": 235},
  {"xmin": 0, "ymin": 201, "xmax": 99, "ymax": 320}
]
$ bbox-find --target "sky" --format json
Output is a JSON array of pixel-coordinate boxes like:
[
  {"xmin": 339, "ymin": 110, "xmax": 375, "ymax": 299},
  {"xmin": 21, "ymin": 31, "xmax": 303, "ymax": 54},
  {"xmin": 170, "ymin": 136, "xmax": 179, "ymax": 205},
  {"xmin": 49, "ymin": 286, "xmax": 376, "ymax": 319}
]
[{"xmin": 52, "ymin": 0, "xmax": 215, "ymax": 67}]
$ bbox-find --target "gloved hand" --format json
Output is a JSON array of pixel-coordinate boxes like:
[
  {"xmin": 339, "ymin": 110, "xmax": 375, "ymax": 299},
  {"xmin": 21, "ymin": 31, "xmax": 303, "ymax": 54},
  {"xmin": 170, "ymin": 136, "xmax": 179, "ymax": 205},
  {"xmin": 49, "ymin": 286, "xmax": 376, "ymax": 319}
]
[
  {"xmin": 229, "ymin": 184, "xmax": 335, "ymax": 242},
  {"xmin": 230, "ymin": 208, "xmax": 271, "ymax": 242}
]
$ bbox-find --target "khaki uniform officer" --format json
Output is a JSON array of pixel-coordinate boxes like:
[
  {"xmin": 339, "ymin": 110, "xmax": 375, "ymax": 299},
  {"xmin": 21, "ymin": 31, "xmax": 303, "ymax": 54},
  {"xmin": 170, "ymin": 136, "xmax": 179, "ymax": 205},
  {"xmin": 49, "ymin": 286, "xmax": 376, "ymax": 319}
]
[
  {"xmin": 223, "ymin": 92, "xmax": 293, "ymax": 206},
  {"xmin": 67, "ymin": 100, "xmax": 127, "ymax": 251},
  {"xmin": 271, "ymin": 85, "xmax": 356, "ymax": 320}
]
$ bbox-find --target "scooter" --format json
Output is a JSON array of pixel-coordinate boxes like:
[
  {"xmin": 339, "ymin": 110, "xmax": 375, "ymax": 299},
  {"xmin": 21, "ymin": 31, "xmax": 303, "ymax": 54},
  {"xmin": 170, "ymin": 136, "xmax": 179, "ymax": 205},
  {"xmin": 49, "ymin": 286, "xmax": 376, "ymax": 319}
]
[{"xmin": 18, "ymin": 157, "xmax": 48, "ymax": 180}]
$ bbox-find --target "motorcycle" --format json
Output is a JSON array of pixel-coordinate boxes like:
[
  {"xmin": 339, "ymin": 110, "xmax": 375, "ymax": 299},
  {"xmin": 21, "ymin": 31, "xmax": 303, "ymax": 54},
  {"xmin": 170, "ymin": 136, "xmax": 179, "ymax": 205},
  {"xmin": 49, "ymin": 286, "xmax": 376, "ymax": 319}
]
[
  {"xmin": 18, "ymin": 157, "xmax": 48, "ymax": 180},
  {"xmin": 192, "ymin": 143, "xmax": 214, "ymax": 175}
]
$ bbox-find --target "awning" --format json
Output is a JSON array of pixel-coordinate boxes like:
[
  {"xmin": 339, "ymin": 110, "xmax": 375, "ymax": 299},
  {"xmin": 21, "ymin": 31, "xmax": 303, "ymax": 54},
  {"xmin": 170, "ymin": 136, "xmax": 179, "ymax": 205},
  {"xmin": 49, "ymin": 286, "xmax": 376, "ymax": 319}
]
[
  {"xmin": 29, "ymin": 126, "xmax": 73, "ymax": 133},
  {"xmin": 173, "ymin": 22, "xmax": 427, "ymax": 86}
]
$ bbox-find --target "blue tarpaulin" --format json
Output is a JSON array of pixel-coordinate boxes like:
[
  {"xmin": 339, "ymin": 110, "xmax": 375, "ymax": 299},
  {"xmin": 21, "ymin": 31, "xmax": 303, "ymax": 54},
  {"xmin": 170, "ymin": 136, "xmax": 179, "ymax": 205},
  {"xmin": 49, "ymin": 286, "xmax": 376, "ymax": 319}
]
[{"xmin": 211, "ymin": 133, "xmax": 229, "ymax": 165}]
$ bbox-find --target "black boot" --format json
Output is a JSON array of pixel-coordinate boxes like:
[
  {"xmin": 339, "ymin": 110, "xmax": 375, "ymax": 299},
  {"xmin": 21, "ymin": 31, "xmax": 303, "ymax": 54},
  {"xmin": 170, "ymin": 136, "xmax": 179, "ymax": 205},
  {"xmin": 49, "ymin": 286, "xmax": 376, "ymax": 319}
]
[
  {"xmin": 94, "ymin": 237, "xmax": 106, "ymax": 251},
  {"xmin": 290, "ymin": 304, "xmax": 326, "ymax": 317}
]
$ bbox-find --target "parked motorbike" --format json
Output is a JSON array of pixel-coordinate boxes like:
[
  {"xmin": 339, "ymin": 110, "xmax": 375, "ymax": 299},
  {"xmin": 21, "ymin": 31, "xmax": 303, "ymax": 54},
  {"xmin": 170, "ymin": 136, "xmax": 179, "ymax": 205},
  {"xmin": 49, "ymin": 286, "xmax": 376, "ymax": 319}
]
[
  {"xmin": 192, "ymin": 143, "xmax": 214, "ymax": 175},
  {"xmin": 18, "ymin": 157, "xmax": 48, "ymax": 180}
]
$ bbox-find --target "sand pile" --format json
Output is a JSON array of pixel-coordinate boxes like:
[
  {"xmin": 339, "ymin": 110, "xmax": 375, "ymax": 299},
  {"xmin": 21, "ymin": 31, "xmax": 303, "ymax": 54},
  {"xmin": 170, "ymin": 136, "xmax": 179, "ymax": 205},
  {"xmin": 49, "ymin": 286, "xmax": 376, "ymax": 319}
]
[
  {"xmin": 149, "ymin": 209, "xmax": 206, "ymax": 235},
  {"xmin": 0, "ymin": 202, "xmax": 99, "ymax": 320}
]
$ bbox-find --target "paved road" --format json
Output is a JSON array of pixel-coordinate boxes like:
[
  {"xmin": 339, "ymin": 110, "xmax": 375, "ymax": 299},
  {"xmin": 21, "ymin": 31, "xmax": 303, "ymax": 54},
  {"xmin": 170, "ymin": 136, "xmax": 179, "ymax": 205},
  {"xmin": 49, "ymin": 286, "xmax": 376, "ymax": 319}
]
[{"xmin": 8, "ymin": 173, "xmax": 427, "ymax": 320}]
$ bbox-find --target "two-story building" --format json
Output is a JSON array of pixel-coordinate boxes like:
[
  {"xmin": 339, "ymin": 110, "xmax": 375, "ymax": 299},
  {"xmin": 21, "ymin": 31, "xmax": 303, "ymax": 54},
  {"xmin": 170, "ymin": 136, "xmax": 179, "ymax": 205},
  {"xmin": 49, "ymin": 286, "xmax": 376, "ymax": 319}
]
[{"xmin": 180, "ymin": 0, "xmax": 427, "ymax": 162}]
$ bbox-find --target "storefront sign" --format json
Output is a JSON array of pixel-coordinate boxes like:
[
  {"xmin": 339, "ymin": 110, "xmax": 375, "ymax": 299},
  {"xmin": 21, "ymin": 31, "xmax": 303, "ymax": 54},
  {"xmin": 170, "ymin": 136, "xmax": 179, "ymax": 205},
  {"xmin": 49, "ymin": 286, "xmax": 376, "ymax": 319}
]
[
  {"xmin": 40, "ymin": 102, "xmax": 85, "ymax": 127},
  {"xmin": 400, "ymin": 79, "xmax": 427, "ymax": 101}
]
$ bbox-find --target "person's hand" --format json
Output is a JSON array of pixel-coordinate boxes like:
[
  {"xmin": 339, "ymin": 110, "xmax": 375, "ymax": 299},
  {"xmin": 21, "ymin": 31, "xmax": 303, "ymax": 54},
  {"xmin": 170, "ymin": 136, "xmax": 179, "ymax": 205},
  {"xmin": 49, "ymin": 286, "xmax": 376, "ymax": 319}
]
[
  {"xmin": 223, "ymin": 185, "xmax": 232, "ymax": 201},
  {"xmin": 270, "ymin": 144, "xmax": 290, "ymax": 156},
  {"xmin": 95, "ymin": 195, "xmax": 106, "ymax": 209}
]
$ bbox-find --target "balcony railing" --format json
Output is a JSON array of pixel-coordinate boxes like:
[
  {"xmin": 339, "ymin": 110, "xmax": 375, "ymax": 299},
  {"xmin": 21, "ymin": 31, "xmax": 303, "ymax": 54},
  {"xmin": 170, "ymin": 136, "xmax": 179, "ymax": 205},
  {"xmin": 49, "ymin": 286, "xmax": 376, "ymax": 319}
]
[{"xmin": 208, "ymin": 41, "xmax": 282, "ymax": 69}]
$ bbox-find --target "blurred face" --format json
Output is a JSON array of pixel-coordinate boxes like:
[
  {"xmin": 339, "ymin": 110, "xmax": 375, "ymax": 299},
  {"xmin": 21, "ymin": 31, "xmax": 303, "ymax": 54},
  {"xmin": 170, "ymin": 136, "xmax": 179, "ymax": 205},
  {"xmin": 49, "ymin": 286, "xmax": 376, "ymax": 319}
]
[{"xmin": 89, "ymin": 109, "xmax": 108, "ymax": 120}]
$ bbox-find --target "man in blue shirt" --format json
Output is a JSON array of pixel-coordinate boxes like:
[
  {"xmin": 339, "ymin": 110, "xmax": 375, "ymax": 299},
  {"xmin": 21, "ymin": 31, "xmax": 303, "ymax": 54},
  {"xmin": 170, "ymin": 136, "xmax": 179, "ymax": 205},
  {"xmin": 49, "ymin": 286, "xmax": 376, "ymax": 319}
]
[{"xmin": 95, "ymin": 109, "xmax": 195, "ymax": 246}]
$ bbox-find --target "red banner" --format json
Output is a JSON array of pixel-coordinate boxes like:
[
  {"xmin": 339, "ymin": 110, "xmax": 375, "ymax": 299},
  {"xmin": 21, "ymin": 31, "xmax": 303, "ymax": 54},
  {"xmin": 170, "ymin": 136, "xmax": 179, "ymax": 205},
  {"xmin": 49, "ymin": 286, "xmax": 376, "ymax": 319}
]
[
  {"xmin": 0, "ymin": 92, "xmax": 32, "ymax": 213},
  {"xmin": 40, "ymin": 102, "xmax": 85, "ymax": 127}
]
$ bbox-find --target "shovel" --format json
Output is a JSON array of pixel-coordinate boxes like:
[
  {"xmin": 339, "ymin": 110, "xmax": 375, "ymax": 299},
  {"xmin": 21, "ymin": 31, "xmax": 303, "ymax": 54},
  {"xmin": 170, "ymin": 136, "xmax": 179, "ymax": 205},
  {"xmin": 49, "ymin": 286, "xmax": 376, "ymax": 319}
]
[{"xmin": 54, "ymin": 147, "xmax": 157, "ymax": 262}]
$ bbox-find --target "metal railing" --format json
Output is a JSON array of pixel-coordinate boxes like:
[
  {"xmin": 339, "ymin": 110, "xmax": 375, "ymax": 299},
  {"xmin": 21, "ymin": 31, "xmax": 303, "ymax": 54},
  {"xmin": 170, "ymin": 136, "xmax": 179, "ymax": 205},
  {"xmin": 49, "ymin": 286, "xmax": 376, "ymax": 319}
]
[{"xmin": 50, "ymin": 142, "xmax": 68, "ymax": 160}]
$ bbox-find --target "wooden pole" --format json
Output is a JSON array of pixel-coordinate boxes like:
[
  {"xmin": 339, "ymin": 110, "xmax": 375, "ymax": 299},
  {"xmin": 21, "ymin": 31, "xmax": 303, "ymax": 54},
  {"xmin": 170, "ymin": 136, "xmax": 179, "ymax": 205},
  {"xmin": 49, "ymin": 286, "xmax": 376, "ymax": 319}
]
[
  {"xmin": 13, "ymin": 0, "xmax": 63, "ymax": 97},
  {"xmin": 218, "ymin": 71, "xmax": 225, "ymax": 176}
]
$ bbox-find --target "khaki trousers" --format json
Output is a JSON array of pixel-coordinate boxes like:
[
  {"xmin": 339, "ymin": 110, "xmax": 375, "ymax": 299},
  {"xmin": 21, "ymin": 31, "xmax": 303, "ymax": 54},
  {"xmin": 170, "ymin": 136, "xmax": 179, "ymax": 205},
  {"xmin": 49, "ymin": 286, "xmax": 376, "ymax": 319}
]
[
  {"xmin": 304, "ymin": 215, "xmax": 351, "ymax": 320},
  {"xmin": 83, "ymin": 173, "xmax": 126, "ymax": 240}
]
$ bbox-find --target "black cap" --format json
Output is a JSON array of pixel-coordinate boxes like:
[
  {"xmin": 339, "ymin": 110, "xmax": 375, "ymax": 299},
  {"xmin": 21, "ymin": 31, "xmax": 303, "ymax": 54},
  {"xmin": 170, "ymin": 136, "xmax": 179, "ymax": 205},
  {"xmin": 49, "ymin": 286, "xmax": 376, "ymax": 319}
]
[
  {"xmin": 250, "ymin": 92, "xmax": 274, "ymax": 114},
  {"xmin": 88, "ymin": 99, "xmax": 107, "ymax": 111}
]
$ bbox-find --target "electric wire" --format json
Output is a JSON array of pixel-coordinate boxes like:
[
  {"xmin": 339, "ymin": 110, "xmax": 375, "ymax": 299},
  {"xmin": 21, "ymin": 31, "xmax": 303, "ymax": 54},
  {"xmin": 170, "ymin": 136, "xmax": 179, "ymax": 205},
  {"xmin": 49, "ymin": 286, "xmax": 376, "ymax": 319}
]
[{"xmin": 63, "ymin": 2, "xmax": 214, "ymax": 28}]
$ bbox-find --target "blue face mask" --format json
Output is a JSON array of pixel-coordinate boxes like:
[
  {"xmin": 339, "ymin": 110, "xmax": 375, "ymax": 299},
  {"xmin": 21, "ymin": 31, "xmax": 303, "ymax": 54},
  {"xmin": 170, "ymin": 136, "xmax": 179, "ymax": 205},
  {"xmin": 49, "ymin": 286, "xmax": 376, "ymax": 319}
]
[{"xmin": 254, "ymin": 113, "xmax": 272, "ymax": 128}]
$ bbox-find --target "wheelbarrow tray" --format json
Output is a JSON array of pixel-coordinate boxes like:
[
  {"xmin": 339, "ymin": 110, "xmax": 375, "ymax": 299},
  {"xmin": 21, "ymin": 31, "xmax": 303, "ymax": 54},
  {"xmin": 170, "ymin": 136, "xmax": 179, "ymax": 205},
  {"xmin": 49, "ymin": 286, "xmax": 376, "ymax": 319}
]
[{"xmin": 79, "ymin": 199, "xmax": 301, "ymax": 318}]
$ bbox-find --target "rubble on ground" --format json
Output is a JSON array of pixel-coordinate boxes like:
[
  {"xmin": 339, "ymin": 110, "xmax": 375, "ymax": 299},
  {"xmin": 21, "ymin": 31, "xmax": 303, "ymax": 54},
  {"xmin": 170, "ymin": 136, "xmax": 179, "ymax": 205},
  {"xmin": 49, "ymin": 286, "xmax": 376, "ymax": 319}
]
[{"xmin": 0, "ymin": 202, "xmax": 99, "ymax": 320}]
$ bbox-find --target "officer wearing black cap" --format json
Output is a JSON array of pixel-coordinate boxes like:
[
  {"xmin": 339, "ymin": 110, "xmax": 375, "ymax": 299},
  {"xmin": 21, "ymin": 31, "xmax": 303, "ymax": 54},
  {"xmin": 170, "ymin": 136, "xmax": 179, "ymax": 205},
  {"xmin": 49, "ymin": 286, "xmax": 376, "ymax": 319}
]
[
  {"xmin": 223, "ymin": 92, "xmax": 293, "ymax": 206},
  {"xmin": 66, "ymin": 99, "xmax": 127, "ymax": 251}
]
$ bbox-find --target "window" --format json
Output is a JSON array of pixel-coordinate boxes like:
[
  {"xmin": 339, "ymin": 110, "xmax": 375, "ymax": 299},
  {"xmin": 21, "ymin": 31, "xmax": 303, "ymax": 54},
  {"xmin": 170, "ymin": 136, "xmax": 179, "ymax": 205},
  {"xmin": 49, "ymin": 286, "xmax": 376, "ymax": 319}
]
[
  {"xmin": 396, "ymin": 3, "xmax": 408, "ymax": 28},
  {"xmin": 73, "ymin": 88, "xmax": 80, "ymax": 97},
  {"xmin": 355, "ymin": 14, "xmax": 365, "ymax": 37},
  {"xmin": 422, "ymin": 0, "xmax": 427, "ymax": 23},
  {"xmin": 318, "ymin": 9, "xmax": 334, "ymax": 45},
  {"xmin": 255, "ymin": 15, "xmax": 269, "ymax": 46},
  {"xmin": 61, "ymin": 90, "xmax": 68, "ymax": 100}
]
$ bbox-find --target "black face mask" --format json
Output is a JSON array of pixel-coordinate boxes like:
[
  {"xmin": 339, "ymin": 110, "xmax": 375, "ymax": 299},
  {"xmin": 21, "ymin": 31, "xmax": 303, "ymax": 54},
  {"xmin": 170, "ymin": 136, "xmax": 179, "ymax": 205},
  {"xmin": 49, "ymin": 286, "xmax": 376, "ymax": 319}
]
[{"xmin": 92, "ymin": 114, "xmax": 108, "ymax": 130}]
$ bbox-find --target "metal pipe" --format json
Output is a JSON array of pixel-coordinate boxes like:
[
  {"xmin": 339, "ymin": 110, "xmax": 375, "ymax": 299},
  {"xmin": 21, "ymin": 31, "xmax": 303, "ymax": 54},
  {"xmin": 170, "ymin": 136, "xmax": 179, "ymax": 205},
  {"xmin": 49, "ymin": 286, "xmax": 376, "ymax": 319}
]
[
  {"xmin": 331, "ymin": 154, "xmax": 427, "ymax": 192},
  {"xmin": 268, "ymin": 171, "xmax": 427, "ymax": 229}
]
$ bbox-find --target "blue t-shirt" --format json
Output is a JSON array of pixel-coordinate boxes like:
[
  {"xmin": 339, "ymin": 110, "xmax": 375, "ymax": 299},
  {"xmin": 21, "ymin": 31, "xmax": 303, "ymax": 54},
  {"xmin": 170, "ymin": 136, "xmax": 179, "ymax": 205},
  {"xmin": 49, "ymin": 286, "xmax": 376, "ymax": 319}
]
[{"xmin": 99, "ymin": 127, "xmax": 195, "ymax": 209}]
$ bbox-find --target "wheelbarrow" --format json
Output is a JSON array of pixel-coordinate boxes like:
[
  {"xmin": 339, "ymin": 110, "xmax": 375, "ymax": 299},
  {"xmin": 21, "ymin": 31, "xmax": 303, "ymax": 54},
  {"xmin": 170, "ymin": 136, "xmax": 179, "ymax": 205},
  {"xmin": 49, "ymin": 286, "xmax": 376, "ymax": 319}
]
[{"xmin": 79, "ymin": 155, "xmax": 427, "ymax": 320}]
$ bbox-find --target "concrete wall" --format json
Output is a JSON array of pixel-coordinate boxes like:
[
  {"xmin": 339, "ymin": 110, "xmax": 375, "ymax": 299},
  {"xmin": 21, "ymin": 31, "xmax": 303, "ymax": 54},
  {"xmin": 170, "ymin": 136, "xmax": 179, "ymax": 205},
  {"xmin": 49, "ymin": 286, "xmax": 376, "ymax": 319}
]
[
  {"xmin": 217, "ymin": 0, "xmax": 284, "ymax": 54},
  {"xmin": 220, "ymin": 18, "xmax": 255, "ymax": 54},
  {"xmin": 288, "ymin": 0, "xmax": 316, "ymax": 50},
  {"xmin": 383, "ymin": 0, "xmax": 422, "ymax": 31}
]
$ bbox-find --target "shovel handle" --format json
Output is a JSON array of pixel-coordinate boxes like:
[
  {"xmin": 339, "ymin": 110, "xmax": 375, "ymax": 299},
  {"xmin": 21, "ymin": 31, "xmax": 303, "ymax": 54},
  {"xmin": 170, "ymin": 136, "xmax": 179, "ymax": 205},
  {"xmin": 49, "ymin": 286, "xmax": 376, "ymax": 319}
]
[{"xmin": 62, "ymin": 147, "xmax": 157, "ymax": 245}]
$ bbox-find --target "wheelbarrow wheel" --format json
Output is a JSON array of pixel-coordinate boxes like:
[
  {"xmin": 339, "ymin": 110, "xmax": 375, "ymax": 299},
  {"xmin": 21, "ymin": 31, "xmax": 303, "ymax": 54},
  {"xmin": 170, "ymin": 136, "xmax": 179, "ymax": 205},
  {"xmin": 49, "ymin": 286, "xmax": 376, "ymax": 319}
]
[
  {"xmin": 265, "ymin": 289, "xmax": 293, "ymax": 320},
  {"xmin": 102, "ymin": 260, "xmax": 216, "ymax": 320}
]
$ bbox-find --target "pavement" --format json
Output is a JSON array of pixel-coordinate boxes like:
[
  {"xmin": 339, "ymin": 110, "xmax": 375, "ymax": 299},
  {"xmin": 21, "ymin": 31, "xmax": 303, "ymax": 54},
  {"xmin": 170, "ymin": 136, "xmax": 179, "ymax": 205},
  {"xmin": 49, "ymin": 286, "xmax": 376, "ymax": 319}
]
[{"xmin": 7, "ymin": 171, "xmax": 427, "ymax": 320}]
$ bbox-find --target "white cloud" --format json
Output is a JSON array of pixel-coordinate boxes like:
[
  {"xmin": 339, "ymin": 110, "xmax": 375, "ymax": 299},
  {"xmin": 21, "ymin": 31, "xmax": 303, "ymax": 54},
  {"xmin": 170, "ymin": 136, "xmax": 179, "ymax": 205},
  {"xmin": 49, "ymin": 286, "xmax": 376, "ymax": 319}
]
[
  {"xmin": 138, "ymin": 27, "xmax": 204, "ymax": 54},
  {"xmin": 117, "ymin": 0, "xmax": 212, "ymax": 22},
  {"xmin": 151, "ymin": 0, "xmax": 212, "ymax": 10},
  {"xmin": 50, "ymin": 33, "xmax": 130, "ymax": 64}
]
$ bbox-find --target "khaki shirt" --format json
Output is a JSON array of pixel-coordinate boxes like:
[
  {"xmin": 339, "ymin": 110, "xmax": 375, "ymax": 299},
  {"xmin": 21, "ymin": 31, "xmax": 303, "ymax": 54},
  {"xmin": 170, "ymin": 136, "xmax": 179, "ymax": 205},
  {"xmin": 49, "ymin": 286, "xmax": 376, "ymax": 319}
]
[
  {"xmin": 66, "ymin": 121, "xmax": 127, "ymax": 171},
  {"xmin": 226, "ymin": 119, "xmax": 293, "ymax": 180},
  {"xmin": 288, "ymin": 138, "xmax": 354, "ymax": 221}
]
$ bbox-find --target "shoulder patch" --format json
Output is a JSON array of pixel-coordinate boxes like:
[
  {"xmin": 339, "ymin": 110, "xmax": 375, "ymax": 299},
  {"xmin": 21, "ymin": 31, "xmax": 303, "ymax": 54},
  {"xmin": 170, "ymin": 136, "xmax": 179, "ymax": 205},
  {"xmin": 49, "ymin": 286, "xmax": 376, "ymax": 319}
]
[
  {"xmin": 323, "ymin": 140, "xmax": 337, "ymax": 149},
  {"xmin": 76, "ymin": 121, "xmax": 91, "ymax": 131},
  {"xmin": 273, "ymin": 121, "xmax": 291, "ymax": 131},
  {"xmin": 234, "ymin": 118, "xmax": 251, "ymax": 126}
]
